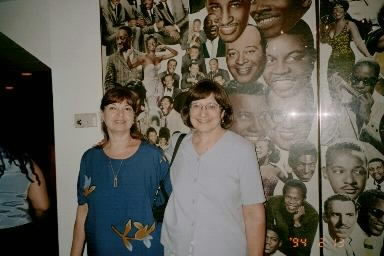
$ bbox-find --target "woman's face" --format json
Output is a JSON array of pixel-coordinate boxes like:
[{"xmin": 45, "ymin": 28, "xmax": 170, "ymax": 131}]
[
  {"xmin": 102, "ymin": 100, "xmax": 135, "ymax": 134},
  {"xmin": 148, "ymin": 131, "xmax": 158, "ymax": 144},
  {"xmin": 189, "ymin": 93, "xmax": 224, "ymax": 134},
  {"xmin": 332, "ymin": 5, "xmax": 345, "ymax": 20},
  {"xmin": 147, "ymin": 38, "xmax": 157, "ymax": 51},
  {"xmin": 255, "ymin": 140, "xmax": 270, "ymax": 159}
]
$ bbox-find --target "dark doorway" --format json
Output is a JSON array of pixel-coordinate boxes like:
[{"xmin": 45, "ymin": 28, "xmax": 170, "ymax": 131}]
[{"xmin": 0, "ymin": 32, "xmax": 58, "ymax": 255}]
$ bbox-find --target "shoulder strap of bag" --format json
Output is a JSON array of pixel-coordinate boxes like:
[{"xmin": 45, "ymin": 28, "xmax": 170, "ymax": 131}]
[
  {"xmin": 170, "ymin": 133, "xmax": 186, "ymax": 166},
  {"xmin": 153, "ymin": 133, "xmax": 186, "ymax": 201}
]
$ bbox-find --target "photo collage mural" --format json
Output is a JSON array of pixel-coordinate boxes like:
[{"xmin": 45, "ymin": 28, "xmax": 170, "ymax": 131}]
[{"xmin": 99, "ymin": 0, "xmax": 384, "ymax": 255}]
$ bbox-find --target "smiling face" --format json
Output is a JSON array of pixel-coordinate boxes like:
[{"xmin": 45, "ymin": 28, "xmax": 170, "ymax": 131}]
[
  {"xmin": 160, "ymin": 97, "xmax": 173, "ymax": 115},
  {"xmin": 255, "ymin": 139, "xmax": 270, "ymax": 159},
  {"xmin": 251, "ymin": 0, "xmax": 310, "ymax": 38},
  {"xmin": 293, "ymin": 155, "xmax": 317, "ymax": 182},
  {"xmin": 102, "ymin": 101, "xmax": 135, "ymax": 134},
  {"xmin": 146, "ymin": 37, "xmax": 157, "ymax": 52},
  {"xmin": 189, "ymin": 47, "xmax": 200, "ymax": 60},
  {"xmin": 226, "ymin": 25, "xmax": 265, "ymax": 84},
  {"xmin": 351, "ymin": 64, "xmax": 378, "ymax": 96},
  {"xmin": 206, "ymin": 0, "xmax": 251, "ymax": 42},
  {"xmin": 325, "ymin": 150, "xmax": 368, "ymax": 200},
  {"xmin": 368, "ymin": 161, "xmax": 384, "ymax": 183},
  {"xmin": 143, "ymin": 0, "xmax": 153, "ymax": 10},
  {"xmin": 209, "ymin": 59, "xmax": 219, "ymax": 72},
  {"xmin": 167, "ymin": 60, "xmax": 177, "ymax": 74},
  {"xmin": 264, "ymin": 90, "xmax": 314, "ymax": 150},
  {"xmin": 204, "ymin": 13, "xmax": 220, "ymax": 40},
  {"xmin": 332, "ymin": 4, "xmax": 346, "ymax": 21},
  {"xmin": 229, "ymin": 93, "xmax": 267, "ymax": 142},
  {"xmin": 189, "ymin": 94, "xmax": 224, "ymax": 134},
  {"xmin": 284, "ymin": 186, "xmax": 304, "ymax": 213},
  {"xmin": 325, "ymin": 200, "xmax": 357, "ymax": 240},
  {"xmin": 164, "ymin": 75, "xmax": 174, "ymax": 89},
  {"xmin": 116, "ymin": 29, "xmax": 132, "ymax": 51},
  {"xmin": 263, "ymin": 33, "xmax": 314, "ymax": 98},
  {"xmin": 190, "ymin": 63, "xmax": 200, "ymax": 76},
  {"xmin": 193, "ymin": 20, "xmax": 201, "ymax": 32}
]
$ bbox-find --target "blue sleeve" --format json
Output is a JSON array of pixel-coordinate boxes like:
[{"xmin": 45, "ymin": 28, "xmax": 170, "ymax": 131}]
[{"xmin": 77, "ymin": 150, "xmax": 91, "ymax": 205}]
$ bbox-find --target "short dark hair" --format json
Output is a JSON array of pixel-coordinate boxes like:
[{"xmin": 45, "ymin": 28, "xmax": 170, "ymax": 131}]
[
  {"xmin": 369, "ymin": 158, "xmax": 384, "ymax": 166},
  {"xmin": 288, "ymin": 141, "xmax": 317, "ymax": 169},
  {"xmin": 324, "ymin": 194, "xmax": 358, "ymax": 218},
  {"xmin": 159, "ymin": 127, "xmax": 170, "ymax": 140},
  {"xmin": 167, "ymin": 58, "xmax": 177, "ymax": 65},
  {"xmin": 189, "ymin": 61, "xmax": 200, "ymax": 68},
  {"xmin": 118, "ymin": 26, "xmax": 133, "ymax": 37},
  {"xmin": 161, "ymin": 73, "xmax": 174, "ymax": 84},
  {"xmin": 160, "ymin": 96, "xmax": 174, "ymax": 105},
  {"xmin": 100, "ymin": 87, "xmax": 142, "ymax": 144},
  {"xmin": 209, "ymin": 58, "xmax": 219, "ymax": 64},
  {"xmin": 282, "ymin": 179, "xmax": 307, "ymax": 199},
  {"xmin": 181, "ymin": 79, "xmax": 234, "ymax": 129},
  {"xmin": 213, "ymin": 73, "xmax": 223, "ymax": 80},
  {"xmin": 189, "ymin": 45, "xmax": 200, "ymax": 51},
  {"xmin": 146, "ymin": 127, "xmax": 157, "ymax": 137},
  {"xmin": 266, "ymin": 226, "xmax": 281, "ymax": 241},
  {"xmin": 325, "ymin": 141, "xmax": 366, "ymax": 167},
  {"xmin": 330, "ymin": 0, "xmax": 349, "ymax": 11}
]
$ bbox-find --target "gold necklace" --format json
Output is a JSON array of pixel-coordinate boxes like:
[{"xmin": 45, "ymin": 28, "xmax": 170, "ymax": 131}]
[{"xmin": 109, "ymin": 158, "xmax": 124, "ymax": 188}]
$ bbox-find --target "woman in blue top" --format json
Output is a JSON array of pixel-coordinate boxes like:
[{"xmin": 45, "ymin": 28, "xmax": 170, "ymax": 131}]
[{"xmin": 70, "ymin": 87, "xmax": 170, "ymax": 255}]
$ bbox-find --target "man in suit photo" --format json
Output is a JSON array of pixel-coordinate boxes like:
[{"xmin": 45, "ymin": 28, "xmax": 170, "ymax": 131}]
[
  {"xmin": 103, "ymin": 26, "xmax": 143, "ymax": 91},
  {"xmin": 207, "ymin": 58, "xmax": 230, "ymax": 83},
  {"xmin": 162, "ymin": 74, "xmax": 181, "ymax": 99},
  {"xmin": 206, "ymin": 0, "xmax": 252, "ymax": 43},
  {"xmin": 159, "ymin": 59, "xmax": 180, "ymax": 89},
  {"xmin": 100, "ymin": 0, "xmax": 141, "ymax": 55},
  {"xmin": 202, "ymin": 13, "xmax": 226, "ymax": 58},
  {"xmin": 153, "ymin": 0, "xmax": 189, "ymax": 45}
]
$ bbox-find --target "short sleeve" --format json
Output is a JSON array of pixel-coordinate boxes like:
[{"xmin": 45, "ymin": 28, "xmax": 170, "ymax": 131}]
[
  {"xmin": 77, "ymin": 151, "xmax": 90, "ymax": 205},
  {"xmin": 239, "ymin": 142, "xmax": 266, "ymax": 205}
]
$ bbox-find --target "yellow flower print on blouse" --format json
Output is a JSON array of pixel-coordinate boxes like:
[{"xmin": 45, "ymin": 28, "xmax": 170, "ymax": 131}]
[{"xmin": 112, "ymin": 219, "xmax": 156, "ymax": 251}]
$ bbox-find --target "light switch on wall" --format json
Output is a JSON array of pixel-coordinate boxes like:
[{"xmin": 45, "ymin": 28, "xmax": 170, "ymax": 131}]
[{"xmin": 74, "ymin": 113, "xmax": 98, "ymax": 128}]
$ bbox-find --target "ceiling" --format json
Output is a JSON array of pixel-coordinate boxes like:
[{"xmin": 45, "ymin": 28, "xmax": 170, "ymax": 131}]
[{"xmin": 0, "ymin": 32, "xmax": 50, "ymax": 74}]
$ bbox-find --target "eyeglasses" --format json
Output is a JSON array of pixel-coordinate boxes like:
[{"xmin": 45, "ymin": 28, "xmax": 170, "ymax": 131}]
[
  {"xmin": 351, "ymin": 76, "xmax": 377, "ymax": 87},
  {"xmin": 190, "ymin": 102, "xmax": 221, "ymax": 112},
  {"xmin": 369, "ymin": 208, "xmax": 384, "ymax": 219}
]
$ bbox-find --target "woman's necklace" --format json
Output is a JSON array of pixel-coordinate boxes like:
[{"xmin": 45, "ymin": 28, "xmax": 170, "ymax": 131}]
[{"xmin": 109, "ymin": 158, "xmax": 125, "ymax": 188}]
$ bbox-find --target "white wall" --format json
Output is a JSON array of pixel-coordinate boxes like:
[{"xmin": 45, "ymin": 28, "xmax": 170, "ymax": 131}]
[{"xmin": 0, "ymin": 0, "xmax": 103, "ymax": 255}]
